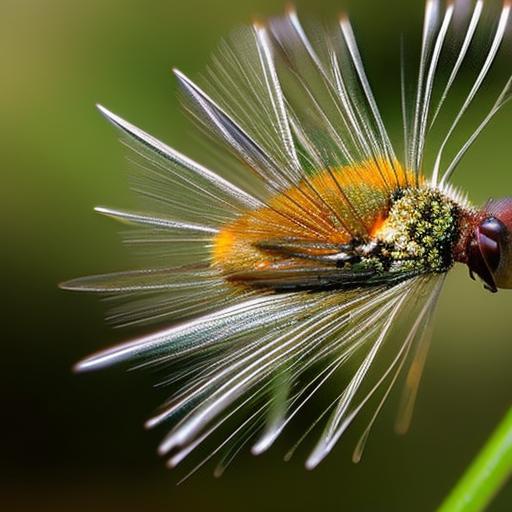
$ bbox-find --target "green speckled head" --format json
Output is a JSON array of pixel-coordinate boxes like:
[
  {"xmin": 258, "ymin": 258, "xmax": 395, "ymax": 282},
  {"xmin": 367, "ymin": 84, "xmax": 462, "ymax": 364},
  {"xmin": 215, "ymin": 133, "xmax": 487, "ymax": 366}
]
[{"xmin": 377, "ymin": 187, "xmax": 460, "ymax": 274}]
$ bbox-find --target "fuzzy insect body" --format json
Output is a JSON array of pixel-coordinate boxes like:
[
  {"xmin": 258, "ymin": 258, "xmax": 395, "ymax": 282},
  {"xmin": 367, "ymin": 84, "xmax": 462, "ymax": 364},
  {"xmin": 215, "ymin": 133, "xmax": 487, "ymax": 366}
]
[
  {"xmin": 214, "ymin": 169, "xmax": 465, "ymax": 290},
  {"xmin": 62, "ymin": 0, "xmax": 512, "ymax": 476}
]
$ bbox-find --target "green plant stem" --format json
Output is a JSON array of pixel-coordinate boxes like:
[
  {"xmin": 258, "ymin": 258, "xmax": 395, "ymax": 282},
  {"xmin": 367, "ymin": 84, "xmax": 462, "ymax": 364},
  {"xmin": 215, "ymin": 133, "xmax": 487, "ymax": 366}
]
[{"xmin": 438, "ymin": 407, "xmax": 512, "ymax": 512}]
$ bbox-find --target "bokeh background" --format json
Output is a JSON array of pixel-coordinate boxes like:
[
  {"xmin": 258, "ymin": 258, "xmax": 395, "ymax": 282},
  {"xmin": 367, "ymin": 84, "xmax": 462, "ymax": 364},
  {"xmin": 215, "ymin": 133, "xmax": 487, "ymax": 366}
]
[{"xmin": 2, "ymin": 0, "xmax": 512, "ymax": 510}]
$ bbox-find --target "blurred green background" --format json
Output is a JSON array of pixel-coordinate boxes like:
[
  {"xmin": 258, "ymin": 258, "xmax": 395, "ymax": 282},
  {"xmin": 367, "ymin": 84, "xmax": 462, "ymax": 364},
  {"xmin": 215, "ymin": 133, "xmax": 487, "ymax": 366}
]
[{"xmin": 2, "ymin": 0, "xmax": 511, "ymax": 510}]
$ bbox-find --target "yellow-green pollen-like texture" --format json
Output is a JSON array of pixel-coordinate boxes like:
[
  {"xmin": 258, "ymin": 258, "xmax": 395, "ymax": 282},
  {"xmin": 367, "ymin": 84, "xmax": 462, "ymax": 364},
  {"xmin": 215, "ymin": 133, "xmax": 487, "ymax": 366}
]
[{"xmin": 377, "ymin": 187, "xmax": 460, "ymax": 274}]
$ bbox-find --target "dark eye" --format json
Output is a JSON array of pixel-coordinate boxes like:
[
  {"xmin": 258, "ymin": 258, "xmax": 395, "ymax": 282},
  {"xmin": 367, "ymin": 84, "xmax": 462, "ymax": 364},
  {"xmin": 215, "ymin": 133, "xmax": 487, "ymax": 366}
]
[{"xmin": 477, "ymin": 217, "xmax": 505, "ymax": 272}]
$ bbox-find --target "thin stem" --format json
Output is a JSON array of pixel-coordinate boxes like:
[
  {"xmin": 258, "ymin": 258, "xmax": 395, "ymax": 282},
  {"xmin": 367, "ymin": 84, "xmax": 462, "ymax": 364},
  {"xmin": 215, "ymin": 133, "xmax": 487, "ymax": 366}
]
[{"xmin": 438, "ymin": 407, "xmax": 512, "ymax": 512}]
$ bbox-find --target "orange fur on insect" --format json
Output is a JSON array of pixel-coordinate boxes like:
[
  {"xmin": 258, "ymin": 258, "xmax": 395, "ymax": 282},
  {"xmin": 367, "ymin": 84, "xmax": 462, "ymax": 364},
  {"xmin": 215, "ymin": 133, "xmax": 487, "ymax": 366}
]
[{"xmin": 213, "ymin": 159, "xmax": 419, "ymax": 275}]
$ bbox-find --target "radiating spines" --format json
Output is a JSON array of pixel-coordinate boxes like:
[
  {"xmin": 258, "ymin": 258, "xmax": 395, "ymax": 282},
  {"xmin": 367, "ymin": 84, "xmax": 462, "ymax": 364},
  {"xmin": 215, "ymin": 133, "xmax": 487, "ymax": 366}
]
[
  {"xmin": 174, "ymin": 46, "xmax": 303, "ymax": 193},
  {"xmin": 94, "ymin": 206, "xmax": 219, "ymax": 233},
  {"xmin": 337, "ymin": 14, "xmax": 397, "ymax": 165},
  {"xmin": 252, "ymin": 22, "xmax": 302, "ymax": 173},
  {"xmin": 440, "ymin": 75, "xmax": 512, "ymax": 185},
  {"xmin": 103, "ymin": 278, "xmax": 241, "ymax": 329},
  {"xmin": 74, "ymin": 294, "xmax": 292, "ymax": 372},
  {"xmin": 60, "ymin": 266, "xmax": 220, "ymax": 294},
  {"xmin": 182, "ymin": 7, "xmax": 402, "ymax": 194},
  {"xmin": 406, "ymin": 0, "xmax": 442, "ymax": 173},
  {"xmin": 428, "ymin": 0, "xmax": 484, "ymax": 126},
  {"xmin": 96, "ymin": 104, "xmax": 262, "ymax": 224},
  {"xmin": 402, "ymin": 0, "xmax": 511, "ymax": 185},
  {"xmin": 273, "ymin": 8, "xmax": 363, "ymax": 169},
  {"xmin": 433, "ymin": 1, "xmax": 511, "ymax": 185},
  {"xmin": 414, "ymin": 1, "xmax": 455, "ymax": 173},
  {"xmin": 305, "ymin": 275, "xmax": 443, "ymax": 468},
  {"xmin": 67, "ymin": 2, "xmax": 512, "ymax": 477},
  {"xmin": 93, "ymin": 206, "xmax": 219, "ymax": 266},
  {"xmin": 173, "ymin": 18, "xmax": 313, "ymax": 194},
  {"xmin": 175, "ymin": 67, "xmax": 293, "ymax": 192},
  {"xmin": 59, "ymin": 197, "xmax": 232, "ymax": 328},
  {"xmin": 60, "ymin": 262, "xmax": 238, "ymax": 329},
  {"xmin": 394, "ymin": 275, "xmax": 445, "ymax": 436},
  {"xmin": 250, "ymin": 370, "xmax": 291, "ymax": 456},
  {"xmin": 269, "ymin": 8, "xmax": 396, "ymax": 173},
  {"xmin": 142, "ymin": 276, "xmax": 442, "ymax": 474},
  {"xmin": 109, "ymin": 0, "xmax": 512, "ymax": 209}
]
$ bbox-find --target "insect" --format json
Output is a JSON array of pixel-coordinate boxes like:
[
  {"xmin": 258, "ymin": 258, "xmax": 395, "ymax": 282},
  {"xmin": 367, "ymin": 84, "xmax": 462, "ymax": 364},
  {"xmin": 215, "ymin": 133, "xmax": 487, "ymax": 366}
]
[{"xmin": 62, "ymin": 0, "xmax": 512, "ymax": 477}]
